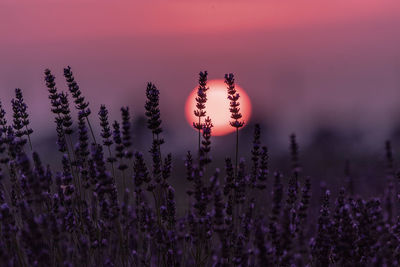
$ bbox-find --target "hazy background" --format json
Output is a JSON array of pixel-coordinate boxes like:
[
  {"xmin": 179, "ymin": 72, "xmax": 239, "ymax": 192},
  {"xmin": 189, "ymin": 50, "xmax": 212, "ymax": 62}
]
[{"xmin": 1, "ymin": 0, "xmax": 400, "ymax": 157}]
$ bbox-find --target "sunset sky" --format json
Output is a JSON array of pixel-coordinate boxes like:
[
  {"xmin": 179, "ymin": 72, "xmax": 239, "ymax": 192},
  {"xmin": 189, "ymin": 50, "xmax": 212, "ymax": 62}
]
[{"xmin": 1, "ymin": 0, "xmax": 400, "ymax": 147}]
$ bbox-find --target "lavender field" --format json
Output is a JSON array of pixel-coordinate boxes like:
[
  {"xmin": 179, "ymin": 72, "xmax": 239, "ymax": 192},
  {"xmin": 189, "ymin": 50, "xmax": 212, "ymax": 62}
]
[{"xmin": 0, "ymin": 68, "xmax": 399, "ymax": 267}]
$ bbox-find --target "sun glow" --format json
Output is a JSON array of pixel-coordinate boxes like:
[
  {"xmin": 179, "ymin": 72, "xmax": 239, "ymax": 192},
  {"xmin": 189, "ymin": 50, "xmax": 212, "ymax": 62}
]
[{"xmin": 185, "ymin": 79, "xmax": 252, "ymax": 136}]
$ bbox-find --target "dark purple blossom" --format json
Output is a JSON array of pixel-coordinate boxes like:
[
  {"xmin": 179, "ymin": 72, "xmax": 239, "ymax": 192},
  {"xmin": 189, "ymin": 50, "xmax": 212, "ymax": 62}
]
[
  {"xmin": 0, "ymin": 69, "xmax": 398, "ymax": 266},
  {"xmin": 11, "ymin": 88, "xmax": 33, "ymax": 149}
]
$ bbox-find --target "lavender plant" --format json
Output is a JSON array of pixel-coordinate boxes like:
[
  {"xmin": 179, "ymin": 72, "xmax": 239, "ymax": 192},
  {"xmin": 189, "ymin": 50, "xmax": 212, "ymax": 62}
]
[
  {"xmin": 225, "ymin": 73, "xmax": 244, "ymax": 176},
  {"xmin": 193, "ymin": 71, "xmax": 209, "ymax": 154},
  {"xmin": 0, "ymin": 69, "xmax": 399, "ymax": 267},
  {"xmin": 11, "ymin": 88, "xmax": 33, "ymax": 150}
]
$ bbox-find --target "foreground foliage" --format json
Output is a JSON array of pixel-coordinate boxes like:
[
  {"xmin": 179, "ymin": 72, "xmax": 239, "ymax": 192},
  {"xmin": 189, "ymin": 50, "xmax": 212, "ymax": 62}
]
[{"xmin": 0, "ymin": 68, "xmax": 399, "ymax": 266}]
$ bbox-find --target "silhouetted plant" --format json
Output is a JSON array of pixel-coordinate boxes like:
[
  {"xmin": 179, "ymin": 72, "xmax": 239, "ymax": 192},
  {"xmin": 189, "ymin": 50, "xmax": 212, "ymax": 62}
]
[
  {"xmin": 193, "ymin": 71, "xmax": 209, "ymax": 153},
  {"xmin": 121, "ymin": 106, "xmax": 133, "ymax": 160},
  {"xmin": 63, "ymin": 66, "xmax": 97, "ymax": 144},
  {"xmin": 225, "ymin": 73, "xmax": 244, "ymax": 176},
  {"xmin": 0, "ymin": 69, "xmax": 399, "ymax": 266},
  {"xmin": 11, "ymin": 88, "xmax": 33, "ymax": 150},
  {"xmin": 0, "ymin": 100, "xmax": 7, "ymax": 133},
  {"xmin": 200, "ymin": 116, "xmax": 213, "ymax": 166}
]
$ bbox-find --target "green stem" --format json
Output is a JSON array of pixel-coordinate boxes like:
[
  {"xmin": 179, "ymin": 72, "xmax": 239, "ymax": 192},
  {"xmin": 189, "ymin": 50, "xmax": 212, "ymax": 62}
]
[
  {"xmin": 24, "ymin": 125, "xmax": 32, "ymax": 151},
  {"xmin": 107, "ymin": 146, "xmax": 116, "ymax": 182},
  {"xmin": 198, "ymin": 117, "xmax": 201, "ymax": 155},
  {"xmin": 66, "ymin": 134, "xmax": 82, "ymax": 200},
  {"xmin": 235, "ymin": 127, "xmax": 239, "ymax": 178},
  {"xmin": 85, "ymin": 117, "xmax": 97, "ymax": 145}
]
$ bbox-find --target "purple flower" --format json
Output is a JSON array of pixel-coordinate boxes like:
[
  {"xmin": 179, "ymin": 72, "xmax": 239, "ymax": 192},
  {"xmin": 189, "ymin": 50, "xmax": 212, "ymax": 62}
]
[
  {"xmin": 11, "ymin": 88, "xmax": 33, "ymax": 149},
  {"xmin": 225, "ymin": 73, "xmax": 244, "ymax": 129}
]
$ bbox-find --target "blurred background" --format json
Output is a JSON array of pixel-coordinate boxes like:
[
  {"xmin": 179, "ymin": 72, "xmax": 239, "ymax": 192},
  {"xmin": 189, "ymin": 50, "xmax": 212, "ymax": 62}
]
[{"xmin": 1, "ymin": 0, "xmax": 400, "ymax": 194}]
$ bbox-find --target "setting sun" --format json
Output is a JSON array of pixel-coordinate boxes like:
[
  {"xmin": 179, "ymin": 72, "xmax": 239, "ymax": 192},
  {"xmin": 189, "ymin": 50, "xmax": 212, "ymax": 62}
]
[{"xmin": 185, "ymin": 79, "xmax": 252, "ymax": 136}]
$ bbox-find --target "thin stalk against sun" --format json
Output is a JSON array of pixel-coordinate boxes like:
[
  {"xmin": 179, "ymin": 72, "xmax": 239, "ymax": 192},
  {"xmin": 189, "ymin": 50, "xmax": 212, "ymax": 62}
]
[
  {"xmin": 193, "ymin": 71, "xmax": 209, "ymax": 155},
  {"xmin": 225, "ymin": 73, "xmax": 245, "ymax": 177},
  {"xmin": 185, "ymin": 78, "xmax": 251, "ymax": 137}
]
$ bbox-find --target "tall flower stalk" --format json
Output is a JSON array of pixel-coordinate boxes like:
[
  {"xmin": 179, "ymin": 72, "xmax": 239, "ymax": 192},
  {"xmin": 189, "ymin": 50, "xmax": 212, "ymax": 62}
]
[
  {"xmin": 63, "ymin": 66, "xmax": 97, "ymax": 145},
  {"xmin": 193, "ymin": 71, "xmax": 208, "ymax": 154},
  {"xmin": 44, "ymin": 69, "xmax": 80, "ymax": 198},
  {"xmin": 11, "ymin": 88, "xmax": 33, "ymax": 150},
  {"xmin": 98, "ymin": 105, "xmax": 116, "ymax": 180},
  {"xmin": 200, "ymin": 116, "xmax": 213, "ymax": 166},
  {"xmin": 0, "ymin": 102, "xmax": 7, "ymax": 173},
  {"xmin": 225, "ymin": 73, "xmax": 244, "ymax": 176},
  {"xmin": 145, "ymin": 83, "xmax": 163, "ymax": 144},
  {"xmin": 144, "ymin": 82, "xmax": 164, "ymax": 216},
  {"xmin": 0, "ymin": 100, "xmax": 7, "ymax": 134}
]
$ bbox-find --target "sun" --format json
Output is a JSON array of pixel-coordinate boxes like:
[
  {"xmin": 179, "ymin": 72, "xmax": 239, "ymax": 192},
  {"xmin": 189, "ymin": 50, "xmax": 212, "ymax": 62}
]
[{"xmin": 185, "ymin": 79, "xmax": 252, "ymax": 136}]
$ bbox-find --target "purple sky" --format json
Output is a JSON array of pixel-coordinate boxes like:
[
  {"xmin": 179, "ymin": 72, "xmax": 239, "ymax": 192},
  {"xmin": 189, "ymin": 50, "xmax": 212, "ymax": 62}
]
[{"xmin": 1, "ymin": 0, "xmax": 400, "ymax": 148}]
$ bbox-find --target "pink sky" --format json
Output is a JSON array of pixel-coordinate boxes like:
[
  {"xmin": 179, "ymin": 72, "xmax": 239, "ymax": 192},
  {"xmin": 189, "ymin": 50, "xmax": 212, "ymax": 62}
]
[
  {"xmin": 1, "ymin": 0, "xmax": 400, "ymax": 147},
  {"xmin": 2, "ymin": 0, "xmax": 400, "ymax": 41}
]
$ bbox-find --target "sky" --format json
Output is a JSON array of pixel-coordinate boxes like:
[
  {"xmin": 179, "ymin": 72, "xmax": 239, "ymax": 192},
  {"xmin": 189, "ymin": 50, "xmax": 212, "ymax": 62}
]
[{"xmin": 1, "ymin": 0, "xmax": 400, "ymax": 149}]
